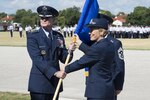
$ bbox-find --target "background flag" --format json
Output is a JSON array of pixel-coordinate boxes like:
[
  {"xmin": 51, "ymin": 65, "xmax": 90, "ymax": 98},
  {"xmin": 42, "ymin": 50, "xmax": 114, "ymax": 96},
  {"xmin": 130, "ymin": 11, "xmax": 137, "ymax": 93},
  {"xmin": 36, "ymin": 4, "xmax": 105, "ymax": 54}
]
[{"xmin": 75, "ymin": 0, "xmax": 99, "ymax": 45}]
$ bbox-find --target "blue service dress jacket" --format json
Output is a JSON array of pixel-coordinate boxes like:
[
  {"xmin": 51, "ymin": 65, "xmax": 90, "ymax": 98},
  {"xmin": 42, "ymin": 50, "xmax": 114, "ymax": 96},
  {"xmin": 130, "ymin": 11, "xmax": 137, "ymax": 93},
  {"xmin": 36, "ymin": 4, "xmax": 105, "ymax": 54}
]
[
  {"xmin": 27, "ymin": 28, "xmax": 73, "ymax": 94},
  {"xmin": 107, "ymin": 34, "xmax": 125, "ymax": 91},
  {"xmin": 80, "ymin": 35, "xmax": 125, "ymax": 91},
  {"xmin": 65, "ymin": 38, "xmax": 115, "ymax": 99}
]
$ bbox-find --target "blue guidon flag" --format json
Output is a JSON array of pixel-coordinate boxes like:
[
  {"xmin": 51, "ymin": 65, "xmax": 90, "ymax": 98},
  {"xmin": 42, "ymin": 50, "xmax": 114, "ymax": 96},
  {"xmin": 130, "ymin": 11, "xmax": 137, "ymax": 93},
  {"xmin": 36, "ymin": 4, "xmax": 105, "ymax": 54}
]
[
  {"xmin": 74, "ymin": 0, "xmax": 99, "ymax": 77},
  {"xmin": 75, "ymin": 0, "xmax": 99, "ymax": 45}
]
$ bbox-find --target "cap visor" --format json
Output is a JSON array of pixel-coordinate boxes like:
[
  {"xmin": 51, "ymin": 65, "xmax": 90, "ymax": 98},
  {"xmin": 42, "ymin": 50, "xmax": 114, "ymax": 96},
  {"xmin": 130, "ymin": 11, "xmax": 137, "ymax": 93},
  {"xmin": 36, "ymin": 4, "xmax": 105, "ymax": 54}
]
[
  {"xmin": 86, "ymin": 24, "xmax": 99, "ymax": 28},
  {"xmin": 39, "ymin": 14, "xmax": 53, "ymax": 17}
]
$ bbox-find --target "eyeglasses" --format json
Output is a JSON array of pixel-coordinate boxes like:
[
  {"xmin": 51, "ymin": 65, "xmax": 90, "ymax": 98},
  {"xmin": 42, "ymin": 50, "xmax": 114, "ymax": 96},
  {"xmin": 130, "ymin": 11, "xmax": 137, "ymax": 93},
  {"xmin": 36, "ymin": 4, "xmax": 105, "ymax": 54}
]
[{"xmin": 40, "ymin": 17, "xmax": 51, "ymax": 20}]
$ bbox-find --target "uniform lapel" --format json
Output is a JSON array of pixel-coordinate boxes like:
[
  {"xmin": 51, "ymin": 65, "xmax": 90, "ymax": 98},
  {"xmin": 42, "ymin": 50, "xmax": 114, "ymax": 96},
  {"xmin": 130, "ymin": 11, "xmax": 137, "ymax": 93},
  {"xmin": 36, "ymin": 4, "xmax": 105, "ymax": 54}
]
[
  {"xmin": 39, "ymin": 28, "xmax": 51, "ymax": 50},
  {"xmin": 51, "ymin": 31, "xmax": 58, "ymax": 54}
]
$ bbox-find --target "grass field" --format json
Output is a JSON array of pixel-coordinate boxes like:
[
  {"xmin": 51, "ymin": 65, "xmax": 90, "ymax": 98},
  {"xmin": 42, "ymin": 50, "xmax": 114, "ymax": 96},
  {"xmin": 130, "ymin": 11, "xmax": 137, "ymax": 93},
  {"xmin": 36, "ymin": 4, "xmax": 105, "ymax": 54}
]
[
  {"xmin": 119, "ymin": 38, "xmax": 150, "ymax": 50},
  {"xmin": 0, "ymin": 92, "xmax": 30, "ymax": 100},
  {"xmin": 0, "ymin": 31, "xmax": 27, "ymax": 46},
  {"xmin": 0, "ymin": 31, "xmax": 150, "ymax": 50}
]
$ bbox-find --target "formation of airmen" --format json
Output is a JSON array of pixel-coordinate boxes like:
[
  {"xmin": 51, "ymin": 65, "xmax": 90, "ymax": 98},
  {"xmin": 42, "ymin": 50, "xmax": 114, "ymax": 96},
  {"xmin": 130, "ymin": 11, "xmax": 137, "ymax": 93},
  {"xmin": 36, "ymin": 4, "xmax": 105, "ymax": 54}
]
[
  {"xmin": 53, "ymin": 25, "xmax": 150, "ymax": 39},
  {"xmin": 109, "ymin": 25, "xmax": 150, "ymax": 39},
  {"xmin": 61, "ymin": 26, "xmax": 76, "ymax": 38},
  {"xmin": 7, "ymin": 24, "xmax": 33, "ymax": 38},
  {"xmin": 7, "ymin": 23, "xmax": 150, "ymax": 39}
]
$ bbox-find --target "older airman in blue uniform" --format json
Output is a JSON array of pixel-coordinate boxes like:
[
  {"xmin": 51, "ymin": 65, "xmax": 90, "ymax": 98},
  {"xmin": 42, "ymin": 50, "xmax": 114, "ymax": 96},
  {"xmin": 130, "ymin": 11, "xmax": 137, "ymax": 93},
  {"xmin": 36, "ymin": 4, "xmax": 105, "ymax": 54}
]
[
  {"xmin": 27, "ymin": 5, "xmax": 75, "ymax": 100},
  {"xmin": 64, "ymin": 18, "xmax": 116, "ymax": 100}
]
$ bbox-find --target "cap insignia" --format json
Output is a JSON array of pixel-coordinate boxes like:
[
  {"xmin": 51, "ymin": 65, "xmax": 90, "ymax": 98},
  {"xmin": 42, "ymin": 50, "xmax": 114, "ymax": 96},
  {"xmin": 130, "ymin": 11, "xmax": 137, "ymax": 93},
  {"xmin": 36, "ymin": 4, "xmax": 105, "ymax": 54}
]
[
  {"xmin": 42, "ymin": 6, "xmax": 47, "ymax": 11},
  {"xmin": 90, "ymin": 19, "xmax": 96, "ymax": 24}
]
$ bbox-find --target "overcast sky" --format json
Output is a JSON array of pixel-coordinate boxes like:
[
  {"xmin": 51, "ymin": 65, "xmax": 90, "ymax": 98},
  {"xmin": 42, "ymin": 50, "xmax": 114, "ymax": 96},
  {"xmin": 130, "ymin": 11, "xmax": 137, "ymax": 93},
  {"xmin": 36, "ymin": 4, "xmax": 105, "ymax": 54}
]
[{"xmin": 0, "ymin": 0, "xmax": 150, "ymax": 15}]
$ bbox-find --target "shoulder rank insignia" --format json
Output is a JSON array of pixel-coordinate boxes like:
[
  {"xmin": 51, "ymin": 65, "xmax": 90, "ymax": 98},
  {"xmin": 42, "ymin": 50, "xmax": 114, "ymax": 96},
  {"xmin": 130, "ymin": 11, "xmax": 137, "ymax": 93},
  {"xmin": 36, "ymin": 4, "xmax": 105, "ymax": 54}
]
[
  {"xmin": 31, "ymin": 29, "xmax": 39, "ymax": 33},
  {"xmin": 118, "ymin": 47, "xmax": 124, "ymax": 60}
]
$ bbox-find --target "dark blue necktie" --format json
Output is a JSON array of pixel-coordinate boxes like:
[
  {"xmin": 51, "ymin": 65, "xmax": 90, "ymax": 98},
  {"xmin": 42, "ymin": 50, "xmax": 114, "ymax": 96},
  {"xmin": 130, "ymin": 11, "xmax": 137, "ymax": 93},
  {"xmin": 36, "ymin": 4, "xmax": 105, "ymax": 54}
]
[{"xmin": 48, "ymin": 32, "xmax": 53, "ymax": 40}]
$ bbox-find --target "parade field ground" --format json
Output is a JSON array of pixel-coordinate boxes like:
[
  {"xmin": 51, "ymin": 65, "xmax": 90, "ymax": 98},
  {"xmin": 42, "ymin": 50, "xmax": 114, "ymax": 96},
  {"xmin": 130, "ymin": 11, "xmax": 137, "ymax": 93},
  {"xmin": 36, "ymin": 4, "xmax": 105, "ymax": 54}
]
[{"xmin": 0, "ymin": 31, "xmax": 150, "ymax": 50}]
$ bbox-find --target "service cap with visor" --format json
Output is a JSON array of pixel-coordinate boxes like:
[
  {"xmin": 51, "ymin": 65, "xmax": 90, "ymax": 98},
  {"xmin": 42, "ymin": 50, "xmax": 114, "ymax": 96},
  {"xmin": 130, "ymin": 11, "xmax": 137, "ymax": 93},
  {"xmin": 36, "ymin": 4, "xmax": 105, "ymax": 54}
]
[
  {"xmin": 37, "ymin": 5, "xmax": 59, "ymax": 18},
  {"xmin": 86, "ymin": 18, "xmax": 109, "ymax": 30},
  {"xmin": 97, "ymin": 13, "xmax": 113, "ymax": 24}
]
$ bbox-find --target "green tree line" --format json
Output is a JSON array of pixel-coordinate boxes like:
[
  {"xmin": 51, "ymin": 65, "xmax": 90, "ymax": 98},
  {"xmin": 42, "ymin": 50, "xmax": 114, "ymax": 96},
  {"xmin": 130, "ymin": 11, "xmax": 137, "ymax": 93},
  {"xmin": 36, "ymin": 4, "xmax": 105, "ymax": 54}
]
[
  {"xmin": 126, "ymin": 6, "xmax": 150, "ymax": 26},
  {"xmin": 0, "ymin": 6, "xmax": 150, "ymax": 29}
]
